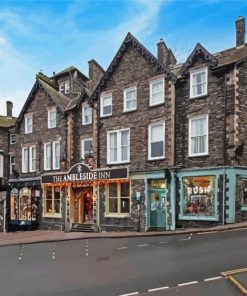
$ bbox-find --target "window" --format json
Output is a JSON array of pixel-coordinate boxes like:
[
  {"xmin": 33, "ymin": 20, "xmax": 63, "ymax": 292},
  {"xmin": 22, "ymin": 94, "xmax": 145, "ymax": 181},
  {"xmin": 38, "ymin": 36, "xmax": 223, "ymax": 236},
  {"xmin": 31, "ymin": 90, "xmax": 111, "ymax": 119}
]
[
  {"xmin": 10, "ymin": 155, "xmax": 15, "ymax": 175},
  {"xmin": 81, "ymin": 138, "xmax": 93, "ymax": 159},
  {"xmin": 189, "ymin": 115, "xmax": 208, "ymax": 156},
  {"xmin": 82, "ymin": 106, "xmax": 92, "ymax": 125},
  {"xmin": 65, "ymin": 81, "xmax": 70, "ymax": 93},
  {"xmin": 0, "ymin": 153, "xmax": 3, "ymax": 178},
  {"xmin": 106, "ymin": 182, "xmax": 130, "ymax": 215},
  {"xmin": 190, "ymin": 68, "xmax": 208, "ymax": 98},
  {"xmin": 107, "ymin": 129, "xmax": 130, "ymax": 164},
  {"xmin": 53, "ymin": 141, "xmax": 60, "ymax": 170},
  {"xmin": 29, "ymin": 146, "xmax": 36, "ymax": 172},
  {"xmin": 22, "ymin": 147, "xmax": 28, "ymax": 173},
  {"xmin": 124, "ymin": 86, "xmax": 137, "ymax": 112},
  {"xmin": 150, "ymin": 78, "xmax": 165, "ymax": 106},
  {"xmin": 44, "ymin": 186, "xmax": 62, "ymax": 217},
  {"xmin": 48, "ymin": 107, "xmax": 56, "ymax": 129},
  {"xmin": 25, "ymin": 114, "xmax": 33, "ymax": 134},
  {"xmin": 100, "ymin": 93, "xmax": 112, "ymax": 117},
  {"xmin": 148, "ymin": 122, "xmax": 165, "ymax": 160},
  {"xmin": 44, "ymin": 143, "xmax": 51, "ymax": 170},
  {"xmin": 10, "ymin": 134, "xmax": 16, "ymax": 144}
]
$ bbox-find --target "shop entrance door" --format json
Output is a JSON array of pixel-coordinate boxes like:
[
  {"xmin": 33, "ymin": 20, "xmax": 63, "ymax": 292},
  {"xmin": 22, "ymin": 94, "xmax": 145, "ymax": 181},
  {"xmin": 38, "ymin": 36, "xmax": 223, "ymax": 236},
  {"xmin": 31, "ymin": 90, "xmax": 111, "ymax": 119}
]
[
  {"xmin": 73, "ymin": 188, "xmax": 93, "ymax": 224},
  {"xmin": 149, "ymin": 191, "xmax": 166, "ymax": 228}
]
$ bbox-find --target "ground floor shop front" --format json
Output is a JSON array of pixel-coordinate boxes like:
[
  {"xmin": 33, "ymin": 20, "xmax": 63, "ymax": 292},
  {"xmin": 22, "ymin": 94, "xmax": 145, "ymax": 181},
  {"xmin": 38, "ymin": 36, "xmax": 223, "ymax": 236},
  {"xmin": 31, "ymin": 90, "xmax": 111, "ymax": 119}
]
[{"xmin": 6, "ymin": 165, "xmax": 247, "ymax": 232}]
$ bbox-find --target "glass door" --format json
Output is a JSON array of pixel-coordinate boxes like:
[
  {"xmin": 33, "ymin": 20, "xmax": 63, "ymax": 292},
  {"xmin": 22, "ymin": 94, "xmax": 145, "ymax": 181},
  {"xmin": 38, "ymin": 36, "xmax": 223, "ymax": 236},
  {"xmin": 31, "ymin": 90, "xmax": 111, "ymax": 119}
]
[{"xmin": 149, "ymin": 191, "xmax": 166, "ymax": 228}]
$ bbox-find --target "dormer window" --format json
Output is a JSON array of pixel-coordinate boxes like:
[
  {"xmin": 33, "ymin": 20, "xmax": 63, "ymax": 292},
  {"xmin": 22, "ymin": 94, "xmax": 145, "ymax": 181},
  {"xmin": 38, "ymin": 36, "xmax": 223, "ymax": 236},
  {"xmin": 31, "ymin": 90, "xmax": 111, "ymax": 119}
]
[
  {"xmin": 82, "ymin": 105, "xmax": 92, "ymax": 125},
  {"xmin": 190, "ymin": 68, "xmax": 208, "ymax": 98},
  {"xmin": 48, "ymin": 107, "xmax": 56, "ymax": 129},
  {"xmin": 25, "ymin": 114, "xmax": 33, "ymax": 134},
  {"xmin": 10, "ymin": 133, "xmax": 16, "ymax": 144},
  {"xmin": 59, "ymin": 80, "xmax": 70, "ymax": 94}
]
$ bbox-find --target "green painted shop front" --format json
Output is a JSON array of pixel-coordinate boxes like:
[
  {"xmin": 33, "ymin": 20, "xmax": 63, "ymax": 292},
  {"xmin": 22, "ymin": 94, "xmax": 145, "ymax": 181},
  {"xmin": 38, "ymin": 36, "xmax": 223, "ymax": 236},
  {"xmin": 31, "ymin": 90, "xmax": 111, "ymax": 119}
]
[{"xmin": 176, "ymin": 166, "xmax": 247, "ymax": 226}]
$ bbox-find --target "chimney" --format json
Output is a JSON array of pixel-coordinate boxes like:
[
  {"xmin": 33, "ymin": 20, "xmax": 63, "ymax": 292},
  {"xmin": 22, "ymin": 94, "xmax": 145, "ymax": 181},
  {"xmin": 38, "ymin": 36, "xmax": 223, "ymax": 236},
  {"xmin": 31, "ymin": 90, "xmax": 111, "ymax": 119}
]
[
  {"xmin": 6, "ymin": 101, "xmax": 13, "ymax": 117},
  {"xmin": 88, "ymin": 59, "xmax": 105, "ymax": 92},
  {"xmin": 236, "ymin": 16, "xmax": 245, "ymax": 47},
  {"xmin": 157, "ymin": 38, "xmax": 177, "ymax": 66}
]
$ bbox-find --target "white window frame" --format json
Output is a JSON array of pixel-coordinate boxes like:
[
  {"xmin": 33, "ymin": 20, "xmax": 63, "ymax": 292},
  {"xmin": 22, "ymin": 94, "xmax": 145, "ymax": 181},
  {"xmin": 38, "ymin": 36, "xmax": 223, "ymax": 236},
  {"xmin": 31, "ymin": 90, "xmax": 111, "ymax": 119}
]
[
  {"xmin": 29, "ymin": 145, "xmax": 36, "ymax": 172},
  {"xmin": 0, "ymin": 153, "xmax": 3, "ymax": 178},
  {"xmin": 43, "ymin": 186, "xmax": 62, "ymax": 218},
  {"xmin": 190, "ymin": 67, "xmax": 208, "ymax": 98},
  {"xmin": 148, "ymin": 121, "xmax": 165, "ymax": 160},
  {"xmin": 100, "ymin": 93, "xmax": 112, "ymax": 117},
  {"xmin": 25, "ymin": 114, "xmax": 33, "ymax": 134},
  {"xmin": 189, "ymin": 114, "xmax": 209, "ymax": 157},
  {"xmin": 107, "ymin": 128, "xmax": 130, "ymax": 164},
  {"xmin": 44, "ymin": 142, "xmax": 51, "ymax": 171},
  {"xmin": 149, "ymin": 78, "xmax": 165, "ymax": 106},
  {"xmin": 59, "ymin": 84, "xmax": 64, "ymax": 94},
  {"xmin": 10, "ymin": 134, "xmax": 16, "ymax": 144},
  {"xmin": 82, "ymin": 106, "xmax": 92, "ymax": 125},
  {"xmin": 48, "ymin": 107, "xmax": 56, "ymax": 129},
  {"xmin": 81, "ymin": 138, "xmax": 93, "ymax": 159},
  {"xmin": 9, "ymin": 155, "xmax": 15, "ymax": 175},
  {"xmin": 65, "ymin": 81, "xmax": 70, "ymax": 93},
  {"xmin": 123, "ymin": 86, "xmax": 137, "ymax": 112},
  {"xmin": 22, "ymin": 147, "xmax": 29, "ymax": 173},
  {"xmin": 52, "ymin": 141, "xmax": 60, "ymax": 170}
]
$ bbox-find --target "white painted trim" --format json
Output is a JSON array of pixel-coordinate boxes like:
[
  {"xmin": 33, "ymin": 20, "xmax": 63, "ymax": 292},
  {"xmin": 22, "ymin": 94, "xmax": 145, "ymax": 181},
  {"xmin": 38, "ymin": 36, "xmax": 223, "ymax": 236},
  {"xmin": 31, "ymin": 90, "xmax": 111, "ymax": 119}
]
[
  {"xmin": 52, "ymin": 141, "xmax": 60, "ymax": 170},
  {"xmin": 107, "ymin": 128, "xmax": 130, "ymax": 164},
  {"xmin": 148, "ymin": 121, "xmax": 165, "ymax": 160},
  {"xmin": 29, "ymin": 145, "xmax": 36, "ymax": 172},
  {"xmin": 123, "ymin": 85, "xmax": 137, "ymax": 112},
  {"xmin": 190, "ymin": 67, "xmax": 208, "ymax": 99},
  {"xmin": 188, "ymin": 114, "xmax": 209, "ymax": 157},
  {"xmin": 44, "ymin": 142, "xmax": 51, "ymax": 171},
  {"xmin": 48, "ymin": 107, "xmax": 56, "ymax": 129},
  {"xmin": 149, "ymin": 78, "xmax": 165, "ymax": 106},
  {"xmin": 82, "ymin": 105, "xmax": 93, "ymax": 125},
  {"xmin": 24, "ymin": 113, "xmax": 33, "ymax": 134},
  {"xmin": 100, "ymin": 93, "xmax": 112, "ymax": 117},
  {"xmin": 22, "ymin": 147, "xmax": 28, "ymax": 173}
]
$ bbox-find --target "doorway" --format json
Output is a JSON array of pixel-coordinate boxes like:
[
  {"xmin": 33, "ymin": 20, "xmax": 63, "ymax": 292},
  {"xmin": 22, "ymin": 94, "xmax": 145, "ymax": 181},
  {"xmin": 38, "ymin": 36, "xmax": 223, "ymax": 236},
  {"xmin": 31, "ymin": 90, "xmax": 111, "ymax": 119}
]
[{"xmin": 72, "ymin": 187, "xmax": 93, "ymax": 224}]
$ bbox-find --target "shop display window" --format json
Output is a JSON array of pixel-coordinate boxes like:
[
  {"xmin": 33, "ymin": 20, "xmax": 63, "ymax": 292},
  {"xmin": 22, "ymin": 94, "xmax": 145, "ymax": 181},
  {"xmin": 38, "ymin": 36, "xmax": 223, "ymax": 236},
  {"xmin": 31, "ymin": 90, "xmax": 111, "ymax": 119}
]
[{"xmin": 44, "ymin": 186, "xmax": 61, "ymax": 217}]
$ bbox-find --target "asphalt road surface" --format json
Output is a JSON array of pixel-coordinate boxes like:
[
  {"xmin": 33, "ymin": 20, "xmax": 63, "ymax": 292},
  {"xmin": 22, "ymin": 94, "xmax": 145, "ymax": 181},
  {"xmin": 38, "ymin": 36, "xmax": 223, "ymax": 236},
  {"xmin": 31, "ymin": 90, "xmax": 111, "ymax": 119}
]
[{"xmin": 0, "ymin": 229, "xmax": 246, "ymax": 296}]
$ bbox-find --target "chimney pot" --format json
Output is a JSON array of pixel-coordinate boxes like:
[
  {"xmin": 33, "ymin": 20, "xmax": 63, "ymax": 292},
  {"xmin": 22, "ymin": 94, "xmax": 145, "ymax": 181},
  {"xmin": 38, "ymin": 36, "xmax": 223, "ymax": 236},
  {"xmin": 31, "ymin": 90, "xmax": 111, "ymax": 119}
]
[
  {"xmin": 235, "ymin": 16, "xmax": 245, "ymax": 47},
  {"xmin": 6, "ymin": 101, "xmax": 13, "ymax": 117}
]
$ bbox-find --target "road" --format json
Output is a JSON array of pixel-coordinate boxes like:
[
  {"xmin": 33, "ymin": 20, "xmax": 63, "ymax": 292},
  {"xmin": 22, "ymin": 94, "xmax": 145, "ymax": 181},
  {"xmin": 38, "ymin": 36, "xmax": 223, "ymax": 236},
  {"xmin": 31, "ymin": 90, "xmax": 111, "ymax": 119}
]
[{"xmin": 0, "ymin": 229, "xmax": 247, "ymax": 296}]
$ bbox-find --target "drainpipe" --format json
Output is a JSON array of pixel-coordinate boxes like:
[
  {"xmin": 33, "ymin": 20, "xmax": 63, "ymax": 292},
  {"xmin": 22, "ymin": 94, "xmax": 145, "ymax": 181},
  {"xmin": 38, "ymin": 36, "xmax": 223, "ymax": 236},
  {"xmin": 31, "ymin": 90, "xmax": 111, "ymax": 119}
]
[{"xmin": 222, "ymin": 72, "xmax": 227, "ymax": 225}]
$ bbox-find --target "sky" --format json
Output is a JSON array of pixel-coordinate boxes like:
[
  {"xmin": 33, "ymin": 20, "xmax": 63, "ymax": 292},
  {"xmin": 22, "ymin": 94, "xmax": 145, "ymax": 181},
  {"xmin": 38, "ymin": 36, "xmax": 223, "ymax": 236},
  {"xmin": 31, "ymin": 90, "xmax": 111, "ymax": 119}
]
[{"xmin": 0, "ymin": 0, "xmax": 247, "ymax": 117}]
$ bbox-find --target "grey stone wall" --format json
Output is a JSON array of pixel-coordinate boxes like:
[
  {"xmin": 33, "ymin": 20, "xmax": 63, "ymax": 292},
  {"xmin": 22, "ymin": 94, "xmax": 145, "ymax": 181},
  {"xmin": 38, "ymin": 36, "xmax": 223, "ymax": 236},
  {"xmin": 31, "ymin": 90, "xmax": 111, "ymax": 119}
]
[{"xmin": 0, "ymin": 128, "xmax": 8, "ymax": 184}]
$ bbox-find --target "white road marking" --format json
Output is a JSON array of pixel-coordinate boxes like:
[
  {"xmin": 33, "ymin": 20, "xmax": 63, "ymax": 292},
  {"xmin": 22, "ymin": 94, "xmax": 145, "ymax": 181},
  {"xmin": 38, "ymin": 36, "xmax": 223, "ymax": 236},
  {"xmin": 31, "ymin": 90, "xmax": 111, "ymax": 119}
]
[
  {"xmin": 85, "ymin": 239, "xmax": 89, "ymax": 256},
  {"xmin": 148, "ymin": 286, "xmax": 169, "ymax": 292},
  {"xmin": 137, "ymin": 244, "xmax": 148, "ymax": 247},
  {"xmin": 158, "ymin": 241, "xmax": 168, "ymax": 244},
  {"xmin": 18, "ymin": 244, "xmax": 24, "ymax": 261},
  {"xmin": 179, "ymin": 233, "xmax": 193, "ymax": 241},
  {"xmin": 119, "ymin": 292, "xmax": 139, "ymax": 296},
  {"xmin": 117, "ymin": 246, "xmax": 128, "ymax": 250},
  {"xmin": 52, "ymin": 243, "xmax": 55, "ymax": 260},
  {"xmin": 204, "ymin": 276, "xmax": 222, "ymax": 282},
  {"xmin": 178, "ymin": 281, "xmax": 198, "ymax": 286}
]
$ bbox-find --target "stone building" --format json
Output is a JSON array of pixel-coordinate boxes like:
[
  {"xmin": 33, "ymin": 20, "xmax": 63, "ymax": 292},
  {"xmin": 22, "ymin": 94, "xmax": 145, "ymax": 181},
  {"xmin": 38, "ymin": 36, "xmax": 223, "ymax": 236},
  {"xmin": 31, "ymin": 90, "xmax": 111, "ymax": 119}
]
[
  {"xmin": 89, "ymin": 33, "xmax": 177, "ymax": 231},
  {"xmin": 174, "ymin": 16, "xmax": 247, "ymax": 228},
  {"xmin": 0, "ymin": 102, "xmax": 16, "ymax": 231}
]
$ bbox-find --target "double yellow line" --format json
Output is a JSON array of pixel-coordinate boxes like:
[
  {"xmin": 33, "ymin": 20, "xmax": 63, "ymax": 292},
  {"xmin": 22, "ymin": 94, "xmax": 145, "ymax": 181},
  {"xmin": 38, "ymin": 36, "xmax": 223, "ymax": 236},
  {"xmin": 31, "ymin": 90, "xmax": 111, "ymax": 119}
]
[{"xmin": 222, "ymin": 268, "xmax": 247, "ymax": 295}]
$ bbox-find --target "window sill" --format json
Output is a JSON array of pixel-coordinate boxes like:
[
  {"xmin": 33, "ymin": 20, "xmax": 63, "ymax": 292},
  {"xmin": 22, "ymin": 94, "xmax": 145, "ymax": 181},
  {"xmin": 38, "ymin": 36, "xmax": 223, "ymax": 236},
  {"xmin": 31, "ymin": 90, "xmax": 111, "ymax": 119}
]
[
  {"xmin": 100, "ymin": 114, "xmax": 112, "ymax": 119},
  {"xmin": 82, "ymin": 122, "xmax": 92, "ymax": 126},
  {"xmin": 105, "ymin": 213, "xmax": 131, "ymax": 218},
  {"xmin": 179, "ymin": 214, "xmax": 219, "ymax": 221},
  {"xmin": 188, "ymin": 154, "xmax": 209, "ymax": 158},
  {"xmin": 107, "ymin": 162, "xmax": 130, "ymax": 166},
  {"xmin": 43, "ymin": 214, "xmax": 62, "ymax": 219},
  {"xmin": 147, "ymin": 157, "xmax": 165, "ymax": 162},
  {"xmin": 149, "ymin": 102, "xmax": 165, "ymax": 108},
  {"xmin": 123, "ymin": 108, "xmax": 137, "ymax": 114},
  {"xmin": 189, "ymin": 93, "xmax": 208, "ymax": 100}
]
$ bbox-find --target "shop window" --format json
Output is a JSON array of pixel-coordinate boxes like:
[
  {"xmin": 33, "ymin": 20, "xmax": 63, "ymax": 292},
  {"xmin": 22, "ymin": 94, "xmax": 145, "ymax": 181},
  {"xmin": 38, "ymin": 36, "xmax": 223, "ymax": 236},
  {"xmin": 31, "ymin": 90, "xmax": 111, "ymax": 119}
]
[
  {"xmin": 10, "ymin": 188, "xmax": 18, "ymax": 220},
  {"xmin": 241, "ymin": 180, "xmax": 247, "ymax": 209},
  {"xmin": 123, "ymin": 86, "xmax": 137, "ymax": 112},
  {"xmin": 148, "ymin": 122, "xmax": 165, "ymax": 160},
  {"xmin": 19, "ymin": 188, "xmax": 32, "ymax": 220},
  {"xmin": 106, "ymin": 182, "xmax": 130, "ymax": 216},
  {"xmin": 189, "ymin": 115, "xmax": 208, "ymax": 156},
  {"xmin": 107, "ymin": 129, "xmax": 130, "ymax": 164},
  {"xmin": 181, "ymin": 176, "xmax": 216, "ymax": 219},
  {"xmin": 149, "ymin": 78, "xmax": 165, "ymax": 106},
  {"xmin": 43, "ymin": 186, "xmax": 61, "ymax": 217}
]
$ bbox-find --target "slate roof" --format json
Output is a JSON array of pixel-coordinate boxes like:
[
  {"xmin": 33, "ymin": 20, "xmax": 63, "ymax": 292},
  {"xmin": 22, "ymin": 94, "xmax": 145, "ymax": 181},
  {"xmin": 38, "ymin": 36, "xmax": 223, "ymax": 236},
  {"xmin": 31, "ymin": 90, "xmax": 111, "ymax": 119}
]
[
  {"xmin": 65, "ymin": 87, "xmax": 92, "ymax": 111},
  {"xmin": 89, "ymin": 32, "xmax": 177, "ymax": 105},
  {"xmin": 52, "ymin": 66, "xmax": 88, "ymax": 81}
]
